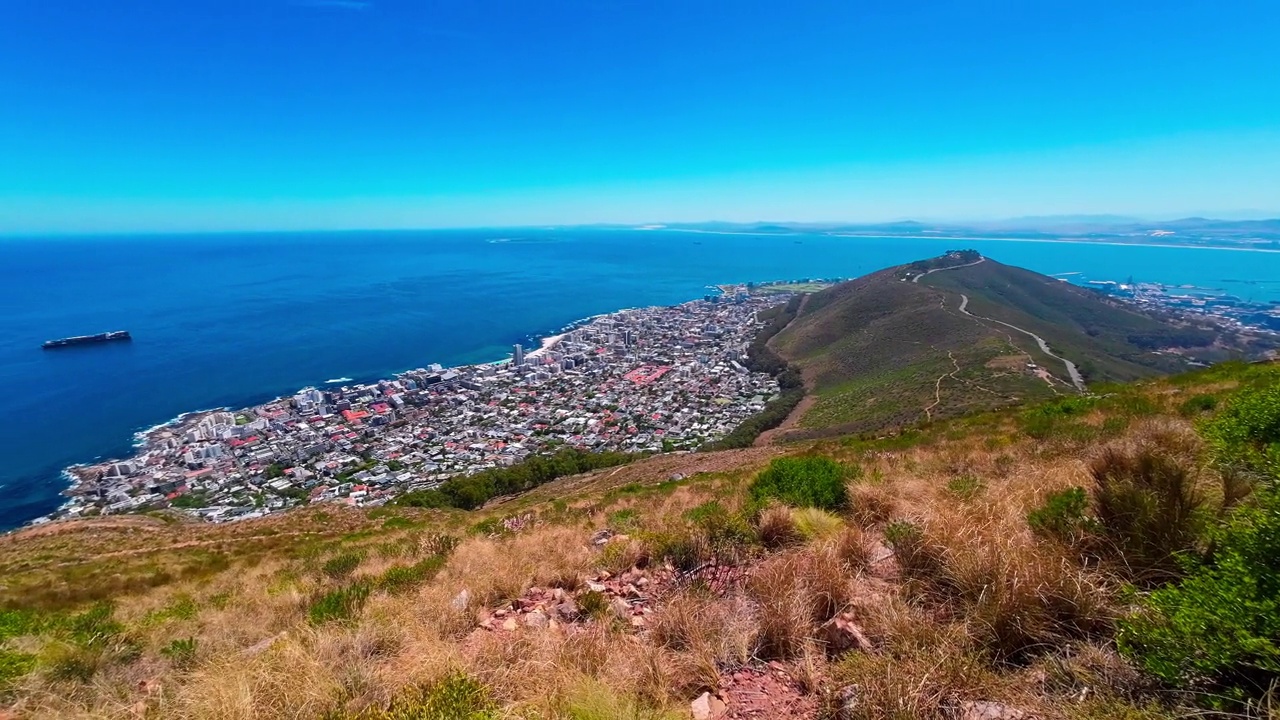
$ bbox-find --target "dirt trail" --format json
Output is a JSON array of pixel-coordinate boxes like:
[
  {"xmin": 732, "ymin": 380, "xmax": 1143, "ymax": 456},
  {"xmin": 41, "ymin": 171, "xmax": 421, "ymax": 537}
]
[
  {"xmin": 912, "ymin": 256, "xmax": 987, "ymax": 283},
  {"xmin": 923, "ymin": 350, "xmax": 961, "ymax": 422},
  {"xmin": 753, "ymin": 393, "xmax": 816, "ymax": 446},
  {"xmin": 957, "ymin": 294, "xmax": 1086, "ymax": 392},
  {"xmin": 917, "ymin": 256, "xmax": 1084, "ymax": 392}
]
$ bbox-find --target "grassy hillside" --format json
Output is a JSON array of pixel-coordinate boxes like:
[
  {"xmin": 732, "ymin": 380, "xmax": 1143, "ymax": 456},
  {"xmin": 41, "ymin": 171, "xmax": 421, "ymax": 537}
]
[
  {"xmin": 770, "ymin": 254, "xmax": 1248, "ymax": 439},
  {"xmin": 7, "ymin": 361, "xmax": 1280, "ymax": 719},
  {"xmin": 918, "ymin": 259, "xmax": 1223, "ymax": 381}
]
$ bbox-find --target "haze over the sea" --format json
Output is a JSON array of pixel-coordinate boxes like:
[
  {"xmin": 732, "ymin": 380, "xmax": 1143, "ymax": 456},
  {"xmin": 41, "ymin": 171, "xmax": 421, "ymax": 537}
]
[{"xmin": 4, "ymin": 229, "xmax": 1280, "ymax": 530}]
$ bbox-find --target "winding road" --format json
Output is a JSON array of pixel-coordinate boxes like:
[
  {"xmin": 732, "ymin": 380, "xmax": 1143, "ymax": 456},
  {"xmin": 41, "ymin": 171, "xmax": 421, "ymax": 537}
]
[
  {"xmin": 916, "ymin": 255, "xmax": 1087, "ymax": 393},
  {"xmin": 957, "ymin": 293, "xmax": 1086, "ymax": 392}
]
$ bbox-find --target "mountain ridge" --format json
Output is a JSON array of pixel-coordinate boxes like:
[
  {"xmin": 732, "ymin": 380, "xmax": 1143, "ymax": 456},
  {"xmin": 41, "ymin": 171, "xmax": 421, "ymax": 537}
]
[{"xmin": 768, "ymin": 252, "xmax": 1255, "ymax": 439}]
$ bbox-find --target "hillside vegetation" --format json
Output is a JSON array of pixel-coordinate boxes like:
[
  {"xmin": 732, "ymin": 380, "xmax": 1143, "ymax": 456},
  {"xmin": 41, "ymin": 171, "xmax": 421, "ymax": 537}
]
[
  {"xmin": 5, "ymin": 360, "xmax": 1280, "ymax": 719},
  {"xmin": 770, "ymin": 253, "xmax": 1256, "ymax": 440}
]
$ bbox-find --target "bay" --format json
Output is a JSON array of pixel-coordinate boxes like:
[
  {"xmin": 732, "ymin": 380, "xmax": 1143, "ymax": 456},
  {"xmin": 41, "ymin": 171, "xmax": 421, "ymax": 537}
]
[{"xmin": 3, "ymin": 228, "xmax": 1279, "ymax": 530}]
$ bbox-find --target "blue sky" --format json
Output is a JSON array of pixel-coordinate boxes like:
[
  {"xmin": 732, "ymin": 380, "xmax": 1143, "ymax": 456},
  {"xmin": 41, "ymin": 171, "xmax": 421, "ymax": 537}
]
[{"xmin": 2, "ymin": 0, "xmax": 1278, "ymax": 232}]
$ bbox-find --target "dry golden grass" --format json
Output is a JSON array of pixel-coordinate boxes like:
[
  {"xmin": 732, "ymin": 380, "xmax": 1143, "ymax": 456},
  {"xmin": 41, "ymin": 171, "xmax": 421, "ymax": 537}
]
[
  {"xmin": 8, "ymin": 372, "xmax": 1253, "ymax": 720},
  {"xmin": 756, "ymin": 503, "xmax": 802, "ymax": 548}
]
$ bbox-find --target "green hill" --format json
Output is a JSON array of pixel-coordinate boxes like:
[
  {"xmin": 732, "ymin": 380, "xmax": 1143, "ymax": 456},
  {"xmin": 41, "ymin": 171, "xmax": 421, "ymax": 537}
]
[{"xmin": 770, "ymin": 252, "xmax": 1240, "ymax": 439}]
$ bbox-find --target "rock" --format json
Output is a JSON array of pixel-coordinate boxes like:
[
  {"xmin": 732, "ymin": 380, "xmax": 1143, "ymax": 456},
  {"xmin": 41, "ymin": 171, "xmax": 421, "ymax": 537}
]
[
  {"xmin": 958, "ymin": 701, "xmax": 1031, "ymax": 720},
  {"xmin": 591, "ymin": 529, "xmax": 615, "ymax": 545},
  {"xmin": 690, "ymin": 691, "xmax": 726, "ymax": 720},
  {"xmin": 555, "ymin": 600, "xmax": 580, "ymax": 622},
  {"xmin": 821, "ymin": 614, "xmax": 871, "ymax": 654},
  {"xmin": 629, "ymin": 615, "xmax": 646, "ymax": 628},
  {"xmin": 494, "ymin": 608, "xmax": 508, "ymax": 618},
  {"xmin": 587, "ymin": 581, "xmax": 607, "ymax": 593},
  {"xmin": 833, "ymin": 685, "xmax": 860, "ymax": 719},
  {"xmin": 501, "ymin": 617, "xmax": 519, "ymax": 632},
  {"xmin": 243, "ymin": 631, "xmax": 288, "ymax": 656},
  {"xmin": 552, "ymin": 588, "xmax": 567, "ymax": 602},
  {"xmin": 599, "ymin": 570, "xmax": 613, "ymax": 580},
  {"xmin": 635, "ymin": 576, "xmax": 650, "ymax": 588},
  {"xmin": 524, "ymin": 610, "xmax": 549, "ymax": 629},
  {"xmin": 451, "ymin": 589, "xmax": 471, "ymax": 612},
  {"xmin": 610, "ymin": 597, "xmax": 631, "ymax": 619}
]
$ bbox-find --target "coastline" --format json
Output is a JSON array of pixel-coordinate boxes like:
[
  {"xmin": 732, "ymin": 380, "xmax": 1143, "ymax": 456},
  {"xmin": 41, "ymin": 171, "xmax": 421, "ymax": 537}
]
[
  {"xmin": 38, "ymin": 309, "xmax": 649, "ymax": 521},
  {"xmin": 653, "ymin": 226, "xmax": 1280, "ymax": 254}
]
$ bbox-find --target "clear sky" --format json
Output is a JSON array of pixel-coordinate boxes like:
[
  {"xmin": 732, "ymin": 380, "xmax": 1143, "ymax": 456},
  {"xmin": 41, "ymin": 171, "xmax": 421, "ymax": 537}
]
[{"xmin": 2, "ymin": 0, "xmax": 1279, "ymax": 232}]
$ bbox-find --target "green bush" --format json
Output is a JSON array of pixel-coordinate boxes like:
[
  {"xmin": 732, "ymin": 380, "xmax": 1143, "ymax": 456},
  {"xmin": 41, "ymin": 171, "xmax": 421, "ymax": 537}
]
[
  {"xmin": 945, "ymin": 474, "xmax": 984, "ymax": 500},
  {"xmin": 0, "ymin": 649, "xmax": 36, "ymax": 692},
  {"xmin": 577, "ymin": 590, "xmax": 610, "ymax": 620},
  {"xmin": 883, "ymin": 520, "xmax": 938, "ymax": 578},
  {"xmin": 160, "ymin": 637, "xmax": 199, "ymax": 670},
  {"xmin": 377, "ymin": 555, "xmax": 448, "ymax": 594},
  {"xmin": 1027, "ymin": 487, "xmax": 1095, "ymax": 543},
  {"xmin": 322, "ymin": 552, "xmax": 364, "ymax": 580},
  {"xmin": 645, "ymin": 530, "xmax": 710, "ymax": 572},
  {"xmin": 607, "ymin": 508, "xmax": 641, "ymax": 532},
  {"xmin": 1021, "ymin": 397, "xmax": 1099, "ymax": 439},
  {"xmin": 1091, "ymin": 446, "xmax": 1205, "ymax": 580},
  {"xmin": 1202, "ymin": 381, "xmax": 1280, "ymax": 479},
  {"xmin": 309, "ymin": 582, "xmax": 372, "ymax": 624},
  {"xmin": 346, "ymin": 671, "xmax": 497, "ymax": 719},
  {"xmin": 1118, "ymin": 488, "xmax": 1280, "ymax": 699},
  {"xmin": 683, "ymin": 501, "xmax": 756, "ymax": 549},
  {"xmin": 748, "ymin": 456, "xmax": 852, "ymax": 511},
  {"xmin": 1178, "ymin": 393, "xmax": 1218, "ymax": 417}
]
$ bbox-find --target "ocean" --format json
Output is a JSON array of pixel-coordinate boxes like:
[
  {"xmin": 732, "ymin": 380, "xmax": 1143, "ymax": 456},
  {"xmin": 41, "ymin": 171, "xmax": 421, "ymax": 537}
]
[{"xmin": 3, "ymin": 228, "xmax": 1280, "ymax": 531}]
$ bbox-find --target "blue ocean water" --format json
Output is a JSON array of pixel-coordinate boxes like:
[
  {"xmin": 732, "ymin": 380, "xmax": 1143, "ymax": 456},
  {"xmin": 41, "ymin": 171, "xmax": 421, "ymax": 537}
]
[{"xmin": 3, "ymin": 229, "xmax": 1280, "ymax": 531}]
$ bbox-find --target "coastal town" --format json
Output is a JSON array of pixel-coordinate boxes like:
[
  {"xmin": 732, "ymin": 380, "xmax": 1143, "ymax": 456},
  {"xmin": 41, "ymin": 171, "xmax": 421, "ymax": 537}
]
[{"xmin": 46, "ymin": 289, "xmax": 788, "ymax": 523}]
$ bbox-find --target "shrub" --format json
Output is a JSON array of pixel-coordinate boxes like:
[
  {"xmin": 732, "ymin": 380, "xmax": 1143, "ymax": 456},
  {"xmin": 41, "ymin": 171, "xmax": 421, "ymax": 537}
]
[
  {"xmin": 322, "ymin": 552, "xmax": 364, "ymax": 580},
  {"xmin": 577, "ymin": 590, "xmax": 611, "ymax": 620},
  {"xmin": 347, "ymin": 672, "xmax": 497, "ymax": 719},
  {"xmin": 749, "ymin": 456, "xmax": 852, "ymax": 511},
  {"xmin": 756, "ymin": 504, "xmax": 802, "ymax": 549},
  {"xmin": 683, "ymin": 501, "xmax": 757, "ymax": 550},
  {"xmin": 883, "ymin": 520, "xmax": 939, "ymax": 578},
  {"xmin": 0, "ymin": 649, "xmax": 36, "ymax": 692},
  {"xmin": 1178, "ymin": 393, "xmax": 1217, "ymax": 417},
  {"xmin": 308, "ymin": 581, "xmax": 372, "ymax": 624},
  {"xmin": 607, "ymin": 508, "xmax": 641, "ymax": 532},
  {"xmin": 1118, "ymin": 489, "xmax": 1280, "ymax": 699},
  {"xmin": 645, "ymin": 531, "xmax": 711, "ymax": 572},
  {"xmin": 160, "ymin": 636, "xmax": 199, "ymax": 670},
  {"xmin": 1021, "ymin": 396, "xmax": 1098, "ymax": 439},
  {"xmin": 1027, "ymin": 487, "xmax": 1096, "ymax": 544},
  {"xmin": 1091, "ymin": 445, "xmax": 1205, "ymax": 580},
  {"xmin": 1201, "ymin": 380, "xmax": 1280, "ymax": 478},
  {"xmin": 945, "ymin": 474, "xmax": 984, "ymax": 500},
  {"xmin": 377, "ymin": 555, "xmax": 448, "ymax": 594},
  {"xmin": 791, "ymin": 508, "xmax": 844, "ymax": 540},
  {"xmin": 831, "ymin": 525, "xmax": 872, "ymax": 571},
  {"xmin": 562, "ymin": 685, "xmax": 683, "ymax": 720}
]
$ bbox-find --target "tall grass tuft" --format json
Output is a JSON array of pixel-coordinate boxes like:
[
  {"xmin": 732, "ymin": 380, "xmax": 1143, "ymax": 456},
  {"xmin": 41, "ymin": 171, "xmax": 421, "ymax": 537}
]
[{"xmin": 1091, "ymin": 444, "xmax": 1205, "ymax": 581}]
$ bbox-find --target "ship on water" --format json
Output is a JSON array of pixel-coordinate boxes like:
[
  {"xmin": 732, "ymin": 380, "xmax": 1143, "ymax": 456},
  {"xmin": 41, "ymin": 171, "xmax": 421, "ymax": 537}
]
[{"xmin": 42, "ymin": 331, "xmax": 132, "ymax": 349}]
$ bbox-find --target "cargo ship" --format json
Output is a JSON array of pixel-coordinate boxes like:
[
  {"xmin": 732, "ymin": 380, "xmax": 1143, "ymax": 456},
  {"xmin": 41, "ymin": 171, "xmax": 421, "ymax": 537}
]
[{"xmin": 42, "ymin": 331, "xmax": 132, "ymax": 349}]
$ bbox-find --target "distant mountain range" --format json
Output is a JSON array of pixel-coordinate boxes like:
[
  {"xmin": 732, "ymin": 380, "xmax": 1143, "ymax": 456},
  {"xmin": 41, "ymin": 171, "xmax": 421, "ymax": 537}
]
[
  {"xmin": 646, "ymin": 217, "xmax": 1280, "ymax": 248},
  {"xmin": 767, "ymin": 252, "xmax": 1272, "ymax": 440}
]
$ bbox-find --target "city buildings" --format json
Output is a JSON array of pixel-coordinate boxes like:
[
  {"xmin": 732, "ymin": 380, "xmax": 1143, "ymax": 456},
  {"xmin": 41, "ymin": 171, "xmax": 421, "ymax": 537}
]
[{"xmin": 49, "ymin": 291, "xmax": 787, "ymax": 523}]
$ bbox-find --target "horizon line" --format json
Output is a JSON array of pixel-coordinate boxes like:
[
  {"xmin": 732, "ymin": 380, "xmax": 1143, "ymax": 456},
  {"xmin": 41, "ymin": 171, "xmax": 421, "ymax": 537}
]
[{"xmin": 3, "ymin": 214, "xmax": 1279, "ymax": 239}]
